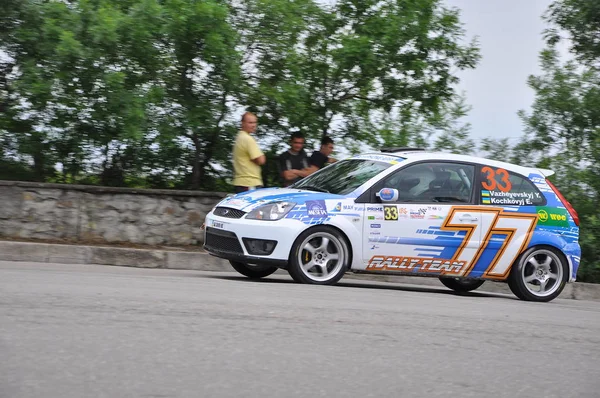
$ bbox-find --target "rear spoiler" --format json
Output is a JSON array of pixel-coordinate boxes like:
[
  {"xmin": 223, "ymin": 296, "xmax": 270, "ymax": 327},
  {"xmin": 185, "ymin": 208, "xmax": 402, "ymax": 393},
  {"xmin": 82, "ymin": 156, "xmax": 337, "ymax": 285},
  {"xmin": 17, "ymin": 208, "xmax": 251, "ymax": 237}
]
[{"xmin": 538, "ymin": 168, "xmax": 555, "ymax": 177}]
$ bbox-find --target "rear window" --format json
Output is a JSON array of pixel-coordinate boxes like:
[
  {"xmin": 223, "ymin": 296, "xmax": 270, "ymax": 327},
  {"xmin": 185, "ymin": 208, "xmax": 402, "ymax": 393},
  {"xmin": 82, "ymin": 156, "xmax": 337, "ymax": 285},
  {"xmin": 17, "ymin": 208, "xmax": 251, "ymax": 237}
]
[{"xmin": 479, "ymin": 166, "xmax": 545, "ymax": 206}]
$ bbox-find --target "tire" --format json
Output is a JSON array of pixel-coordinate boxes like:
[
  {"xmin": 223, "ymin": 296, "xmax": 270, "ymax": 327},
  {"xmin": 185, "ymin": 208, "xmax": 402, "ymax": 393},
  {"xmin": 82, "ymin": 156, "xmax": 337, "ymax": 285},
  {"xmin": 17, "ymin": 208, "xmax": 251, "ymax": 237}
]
[
  {"xmin": 229, "ymin": 260, "xmax": 278, "ymax": 279},
  {"xmin": 439, "ymin": 276, "xmax": 485, "ymax": 292},
  {"xmin": 507, "ymin": 246, "xmax": 568, "ymax": 302},
  {"xmin": 287, "ymin": 226, "xmax": 350, "ymax": 285}
]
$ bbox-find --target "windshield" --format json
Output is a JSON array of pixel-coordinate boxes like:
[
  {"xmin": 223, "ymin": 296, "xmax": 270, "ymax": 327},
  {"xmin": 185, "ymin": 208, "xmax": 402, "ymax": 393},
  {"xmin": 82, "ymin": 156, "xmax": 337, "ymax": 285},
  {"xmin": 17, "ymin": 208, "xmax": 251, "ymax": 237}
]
[{"xmin": 291, "ymin": 159, "xmax": 394, "ymax": 195}]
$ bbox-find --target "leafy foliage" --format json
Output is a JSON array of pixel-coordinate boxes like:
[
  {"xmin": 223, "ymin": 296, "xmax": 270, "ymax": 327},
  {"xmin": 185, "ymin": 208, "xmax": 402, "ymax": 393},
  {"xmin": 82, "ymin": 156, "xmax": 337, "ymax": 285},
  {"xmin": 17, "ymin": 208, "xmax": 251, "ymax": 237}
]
[
  {"xmin": 0, "ymin": 0, "xmax": 479, "ymax": 190},
  {"xmin": 514, "ymin": 1, "xmax": 600, "ymax": 282}
]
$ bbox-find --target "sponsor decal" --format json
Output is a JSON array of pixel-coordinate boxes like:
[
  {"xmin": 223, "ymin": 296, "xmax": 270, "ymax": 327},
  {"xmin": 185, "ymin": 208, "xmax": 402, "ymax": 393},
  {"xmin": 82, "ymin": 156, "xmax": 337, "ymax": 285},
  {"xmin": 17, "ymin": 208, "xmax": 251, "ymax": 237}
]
[
  {"xmin": 366, "ymin": 255, "xmax": 467, "ymax": 274},
  {"xmin": 428, "ymin": 214, "xmax": 444, "ymax": 219},
  {"xmin": 368, "ymin": 215, "xmax": 375, "ymax": 220},
  {"xmin": 367, "ymin": 206, "xmax": 384, "ymax": 212},
  {"xmin": 369, "ymin": 231, "xmax": 381, "ymax": 235},
  {"xmin": 383, "ymin": 205, "xmax": 398, "ymax": 220},
  {"xmin": 380, "ymin": 188, "xmax": 396, "ymax": 201},
  {"xmin": 536, "ymin": 206, "xmax": 570, "ymax": 227},
  {"xmin": 306, "ymin": 200, "xmax": 328, "ymax": 217},
  {"xmin": 370, "ymin": 223, "xmax": 381, "ymax": 228},
  {"xmin": 370, "ymin": 244, "xmax": 380, "ymax": 250},
  {"xmin": 225, "ymin": 198, "xmax": 250, "ymax": 207},
  {"xmin": 410, "ymin": 210, "xmax": 424, "ymax": 219},
  {"xmin": 538, "ymin": 209, "xmax": 548, "ymax": 222},
  {"xmin": 330, "ymin": 202, "xmax": 356, "ymax": 213}
]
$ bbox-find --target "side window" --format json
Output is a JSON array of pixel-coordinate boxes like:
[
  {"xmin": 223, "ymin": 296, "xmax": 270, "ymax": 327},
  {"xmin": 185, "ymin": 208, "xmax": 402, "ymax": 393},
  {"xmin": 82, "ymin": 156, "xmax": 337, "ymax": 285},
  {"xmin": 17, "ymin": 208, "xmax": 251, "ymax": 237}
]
[
  {"xmin": 380, "ymin": 162, "xmax": 475, "ymax": 203},
  {"xmin": 479, "ymin": 166, "xmax": 545, "ymax": 206}
]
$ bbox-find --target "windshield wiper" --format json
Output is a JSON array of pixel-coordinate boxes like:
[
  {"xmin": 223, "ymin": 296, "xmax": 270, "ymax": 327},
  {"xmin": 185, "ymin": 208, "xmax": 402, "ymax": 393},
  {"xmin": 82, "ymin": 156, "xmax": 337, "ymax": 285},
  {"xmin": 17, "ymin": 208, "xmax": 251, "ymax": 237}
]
[{"xmin": 296, "ymin": 185, "xmax": 330, "ymax": 193}]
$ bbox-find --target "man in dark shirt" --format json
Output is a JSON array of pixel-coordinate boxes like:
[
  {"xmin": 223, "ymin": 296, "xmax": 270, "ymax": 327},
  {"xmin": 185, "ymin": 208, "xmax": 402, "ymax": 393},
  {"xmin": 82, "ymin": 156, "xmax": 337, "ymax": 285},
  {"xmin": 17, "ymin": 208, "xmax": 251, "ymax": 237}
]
[
  {"xmin": 307, "ymin": 136, "xmax": 337, "ymax": 172},
  {"xmin": 278, "ymin": 132, "xmax": 310, "ymax": 187}
]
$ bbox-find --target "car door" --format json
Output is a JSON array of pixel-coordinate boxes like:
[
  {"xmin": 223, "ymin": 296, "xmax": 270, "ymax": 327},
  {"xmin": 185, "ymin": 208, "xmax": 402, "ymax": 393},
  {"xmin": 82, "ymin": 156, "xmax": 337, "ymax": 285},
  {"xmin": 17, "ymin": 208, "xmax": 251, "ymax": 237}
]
[{"xmin": 361, "ymin": 161, "xmax": 485, "ymax": 276}]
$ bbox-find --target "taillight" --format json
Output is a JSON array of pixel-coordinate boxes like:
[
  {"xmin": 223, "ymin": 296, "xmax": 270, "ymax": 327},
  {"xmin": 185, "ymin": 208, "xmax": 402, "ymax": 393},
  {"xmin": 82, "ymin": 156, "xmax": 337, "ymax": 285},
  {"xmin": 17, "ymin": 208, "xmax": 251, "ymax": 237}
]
[{"xmin": 546, "ymin": 179, "xmax": 580, "ymax": 226}]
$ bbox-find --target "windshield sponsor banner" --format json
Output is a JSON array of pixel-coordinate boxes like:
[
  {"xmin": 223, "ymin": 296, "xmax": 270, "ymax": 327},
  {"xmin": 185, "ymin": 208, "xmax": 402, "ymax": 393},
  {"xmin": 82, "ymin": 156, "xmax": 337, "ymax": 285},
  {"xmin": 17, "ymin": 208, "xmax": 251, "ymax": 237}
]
[{"xmin": 351, "ymin": 154, "xmax": 403, "ymax": 164}]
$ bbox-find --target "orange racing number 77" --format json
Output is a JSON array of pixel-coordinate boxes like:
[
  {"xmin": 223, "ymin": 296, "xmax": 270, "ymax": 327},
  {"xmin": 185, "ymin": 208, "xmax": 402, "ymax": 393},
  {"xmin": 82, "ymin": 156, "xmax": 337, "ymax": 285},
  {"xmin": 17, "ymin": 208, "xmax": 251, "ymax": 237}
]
[{"xmin": 441, "ymin": 206, "xmax": 538, "ymax": 279}]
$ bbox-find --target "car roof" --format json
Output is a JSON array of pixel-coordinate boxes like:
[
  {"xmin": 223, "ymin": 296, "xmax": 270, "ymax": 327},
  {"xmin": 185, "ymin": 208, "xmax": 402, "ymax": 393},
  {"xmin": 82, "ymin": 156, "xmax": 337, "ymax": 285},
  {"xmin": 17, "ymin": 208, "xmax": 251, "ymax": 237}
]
[{"xmin": 356, "ymin": 150, "xmax": 554, "ymax": 177}]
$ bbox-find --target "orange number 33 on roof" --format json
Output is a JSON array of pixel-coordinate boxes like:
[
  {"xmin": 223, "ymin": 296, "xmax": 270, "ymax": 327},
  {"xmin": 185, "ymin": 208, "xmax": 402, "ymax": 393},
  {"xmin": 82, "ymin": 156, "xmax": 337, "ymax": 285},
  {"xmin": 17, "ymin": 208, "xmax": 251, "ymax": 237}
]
[{"xmin": 481, "ymin": 166, "xmax": 512, "ymax": 192}]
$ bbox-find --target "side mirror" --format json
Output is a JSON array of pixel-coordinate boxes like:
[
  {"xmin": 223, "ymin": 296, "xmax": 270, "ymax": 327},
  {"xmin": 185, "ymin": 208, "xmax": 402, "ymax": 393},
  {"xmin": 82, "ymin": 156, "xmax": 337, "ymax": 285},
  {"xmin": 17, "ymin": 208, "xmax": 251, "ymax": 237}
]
[{"xmin": 376, "ymin": 188, "xmax": 399, "ymax": 202}]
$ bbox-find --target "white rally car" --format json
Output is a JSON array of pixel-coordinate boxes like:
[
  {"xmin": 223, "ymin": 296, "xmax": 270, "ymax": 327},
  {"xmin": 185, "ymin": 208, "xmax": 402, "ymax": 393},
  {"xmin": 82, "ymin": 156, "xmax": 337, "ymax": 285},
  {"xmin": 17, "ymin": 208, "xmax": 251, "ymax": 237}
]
[{"xmin": 204, "ymin": 148, "xmax": 581, "ymax": 302}]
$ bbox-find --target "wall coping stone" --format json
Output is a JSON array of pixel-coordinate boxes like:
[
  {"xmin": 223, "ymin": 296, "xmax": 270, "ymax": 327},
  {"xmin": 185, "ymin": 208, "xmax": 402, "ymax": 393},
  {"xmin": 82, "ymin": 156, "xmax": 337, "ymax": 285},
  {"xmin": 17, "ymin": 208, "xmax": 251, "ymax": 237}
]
[{"xmin": 0, "ymin": 180, "xmax": 229, "ymax": 198}]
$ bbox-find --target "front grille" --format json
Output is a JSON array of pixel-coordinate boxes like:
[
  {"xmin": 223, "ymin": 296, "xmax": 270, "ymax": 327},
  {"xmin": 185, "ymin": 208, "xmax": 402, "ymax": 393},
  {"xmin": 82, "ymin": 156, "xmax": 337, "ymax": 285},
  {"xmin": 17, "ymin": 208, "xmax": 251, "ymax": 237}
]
[
  {"xmin": 205, "ymin": 227, "xmax": 244, "ymax": 254},
  {"xmin": 213, "ymin": 207, "xmax": 246, "ymax": 219}
]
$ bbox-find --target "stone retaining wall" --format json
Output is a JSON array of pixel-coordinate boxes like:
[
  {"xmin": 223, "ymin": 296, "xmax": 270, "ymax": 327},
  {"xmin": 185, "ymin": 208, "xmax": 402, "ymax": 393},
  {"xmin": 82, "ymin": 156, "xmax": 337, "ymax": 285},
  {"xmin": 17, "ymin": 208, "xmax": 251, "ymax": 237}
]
[{"xmin": 0, "ymin": 181, "xmax": 227, "ymax": 246}]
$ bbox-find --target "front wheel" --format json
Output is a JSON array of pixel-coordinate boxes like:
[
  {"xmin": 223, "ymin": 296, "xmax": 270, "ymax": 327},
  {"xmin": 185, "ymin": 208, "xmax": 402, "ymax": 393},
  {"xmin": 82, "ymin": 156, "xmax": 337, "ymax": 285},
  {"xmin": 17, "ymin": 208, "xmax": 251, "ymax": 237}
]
[
  {"xmin": 439, "ymin": 277, "xmax": 485, "ymax": 292},
  {"xmin": 229, "ymin": 260, "xmax": 278, "ymax": 279},
  {"xmin": 287, "ymin": 226, "xmax": 350, "ymax": 285},
  {"xmin": 507, "ymin": 247, "xmax": 568, "ymax": 302}
]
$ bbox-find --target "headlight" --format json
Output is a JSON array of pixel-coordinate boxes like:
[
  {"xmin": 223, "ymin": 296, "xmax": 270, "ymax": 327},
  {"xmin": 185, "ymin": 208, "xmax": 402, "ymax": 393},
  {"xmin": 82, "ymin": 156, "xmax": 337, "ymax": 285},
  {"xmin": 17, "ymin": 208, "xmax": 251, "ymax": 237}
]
[{"xmin": 246, "ymin": 201, "xmax": 296, "ymax": 221}]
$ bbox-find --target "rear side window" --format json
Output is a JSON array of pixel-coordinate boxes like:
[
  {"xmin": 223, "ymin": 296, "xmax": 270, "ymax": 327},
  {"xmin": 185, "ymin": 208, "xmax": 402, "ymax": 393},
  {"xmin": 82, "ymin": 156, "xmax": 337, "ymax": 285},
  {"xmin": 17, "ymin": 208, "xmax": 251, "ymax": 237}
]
[{"xmin": 478, "ymin": 166, "xmax": 545, "ymax": 206}]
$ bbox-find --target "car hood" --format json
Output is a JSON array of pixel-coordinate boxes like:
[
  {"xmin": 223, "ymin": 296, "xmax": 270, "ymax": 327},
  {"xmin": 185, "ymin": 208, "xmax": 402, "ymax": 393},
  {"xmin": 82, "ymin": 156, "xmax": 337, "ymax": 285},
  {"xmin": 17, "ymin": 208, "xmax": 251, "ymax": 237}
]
[{"xmin": 216, "ymin": 188, "xmax": 346, "ymax": 211}]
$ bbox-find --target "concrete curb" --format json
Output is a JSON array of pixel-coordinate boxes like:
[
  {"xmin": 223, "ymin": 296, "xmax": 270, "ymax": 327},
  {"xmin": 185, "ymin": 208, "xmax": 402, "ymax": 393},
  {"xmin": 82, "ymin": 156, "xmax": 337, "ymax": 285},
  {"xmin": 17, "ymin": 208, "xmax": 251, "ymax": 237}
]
[{"xmin": 1, "ymin": 240, "xmax": 598, "ymax": 301}]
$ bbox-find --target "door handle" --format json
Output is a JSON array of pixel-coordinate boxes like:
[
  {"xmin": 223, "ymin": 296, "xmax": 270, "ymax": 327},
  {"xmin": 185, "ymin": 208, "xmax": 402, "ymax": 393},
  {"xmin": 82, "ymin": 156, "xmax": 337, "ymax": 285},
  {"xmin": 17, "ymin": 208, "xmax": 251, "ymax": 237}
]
[{"xmin": 458, "ymin": 215, "xmax": 478, "ymax": 222}]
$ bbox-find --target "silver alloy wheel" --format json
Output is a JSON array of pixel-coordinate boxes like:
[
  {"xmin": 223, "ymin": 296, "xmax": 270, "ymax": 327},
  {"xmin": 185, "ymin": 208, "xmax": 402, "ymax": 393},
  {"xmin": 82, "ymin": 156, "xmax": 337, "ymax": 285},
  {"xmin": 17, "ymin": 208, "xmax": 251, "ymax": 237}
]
[
  {"xmin": 296, "ymin": 232, "xmax": 345, "ymax": 282},
  {"xmin": 521, "ymin": 249, "xmax": 564, "ymax": 297}
]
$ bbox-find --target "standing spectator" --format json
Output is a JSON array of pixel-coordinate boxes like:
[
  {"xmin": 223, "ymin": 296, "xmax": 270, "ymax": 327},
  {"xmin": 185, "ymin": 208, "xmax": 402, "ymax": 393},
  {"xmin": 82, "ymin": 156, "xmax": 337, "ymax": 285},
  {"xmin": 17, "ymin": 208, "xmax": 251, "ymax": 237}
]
[
  {"xmin": 304, "ymin": 136, "xmax": 337, "ymax": 175},
  {"xmin": 278, "ymin": 132, "xmax": 310, "ymax": 187},
  {"xmin": 232, "ymin": 112, "xmax": 265, "ymax": 193}
]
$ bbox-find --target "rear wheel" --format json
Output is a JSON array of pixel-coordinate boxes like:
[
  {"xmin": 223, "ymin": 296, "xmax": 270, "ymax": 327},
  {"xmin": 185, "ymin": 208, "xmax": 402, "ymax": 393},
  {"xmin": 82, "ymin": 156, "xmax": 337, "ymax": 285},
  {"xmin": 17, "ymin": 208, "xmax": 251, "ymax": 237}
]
[
  {"xmin": 439, "ymin": 277, "xmax": 485, "ymax": 292},
  {"xmin": 507, "ymin": 247, "xmax": 568, "ymax": 302},
  {"xmin": 288, "ymin": 226, "xmax": 349, "ymax": 285},
  {"xmin": 229, "ymin": 260, "xmax": 278, "ymax": 279}
]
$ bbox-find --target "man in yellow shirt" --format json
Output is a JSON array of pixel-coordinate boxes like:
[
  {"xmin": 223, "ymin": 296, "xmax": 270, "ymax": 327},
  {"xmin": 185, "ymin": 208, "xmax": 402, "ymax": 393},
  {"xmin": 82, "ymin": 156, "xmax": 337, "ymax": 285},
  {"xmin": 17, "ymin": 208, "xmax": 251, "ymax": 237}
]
[{"xmin": 232, "ymin": 112, "xmax": 266, "ymax": 193}]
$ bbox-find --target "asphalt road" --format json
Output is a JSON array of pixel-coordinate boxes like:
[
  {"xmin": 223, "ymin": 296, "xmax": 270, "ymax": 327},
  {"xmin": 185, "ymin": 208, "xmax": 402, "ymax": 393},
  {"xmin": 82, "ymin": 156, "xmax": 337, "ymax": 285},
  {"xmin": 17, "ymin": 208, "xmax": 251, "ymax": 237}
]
[{"xmin": 1, "ymin": 261, "xmax": 599, "ymax": 398}]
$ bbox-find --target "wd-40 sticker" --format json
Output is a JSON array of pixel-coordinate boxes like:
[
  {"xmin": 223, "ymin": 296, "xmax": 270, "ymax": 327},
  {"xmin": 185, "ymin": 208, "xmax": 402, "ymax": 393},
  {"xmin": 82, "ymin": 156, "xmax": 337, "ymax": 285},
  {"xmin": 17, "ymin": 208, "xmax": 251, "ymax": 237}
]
[{"xmin": 306, "ymin": 200, "xmax": 328, "ymax": 217}]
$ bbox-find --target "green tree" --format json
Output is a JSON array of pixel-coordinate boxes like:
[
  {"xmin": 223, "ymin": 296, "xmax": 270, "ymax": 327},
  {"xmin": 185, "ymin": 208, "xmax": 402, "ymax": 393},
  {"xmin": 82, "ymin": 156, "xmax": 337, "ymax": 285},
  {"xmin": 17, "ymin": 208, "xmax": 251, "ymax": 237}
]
[
  {"xmin": 516, "ymin": 0, "xmax": 600, "ymax": 282},
  {"xmin": 240, "ymin": 0, "xmax": 479, "ymax": 146},
  {"xmin": 1, "ymin": 0, "xmax": 479, "ymax": 190}
]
